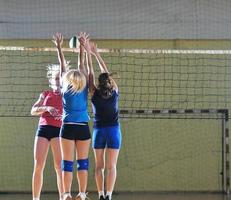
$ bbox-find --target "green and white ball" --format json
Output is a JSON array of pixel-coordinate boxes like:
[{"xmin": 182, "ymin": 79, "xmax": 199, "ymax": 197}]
[{"xmin": 69, "ymin": 36, "xmax": 78, "ymax": 48}]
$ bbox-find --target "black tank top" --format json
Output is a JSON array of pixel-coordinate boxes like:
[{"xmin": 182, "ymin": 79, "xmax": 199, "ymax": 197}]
[{"xmin": 91, "ymin": 89, "xmax": 119, "ymax": 128}]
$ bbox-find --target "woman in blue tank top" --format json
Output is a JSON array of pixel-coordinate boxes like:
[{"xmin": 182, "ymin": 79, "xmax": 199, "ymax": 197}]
[
  {"xmin": 80, "ymin": 36, "xmax": 122, "ymax": 200},
  {"xmin": 53, "ymin": 33, "xmax": 91, "ymax": 200}
]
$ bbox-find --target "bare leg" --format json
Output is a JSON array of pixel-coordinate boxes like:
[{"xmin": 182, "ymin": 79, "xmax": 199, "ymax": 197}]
[
  {"xmin": 106, "ymin": 149, "xmax": 120, "ymax": 193},
  {"xmin": 32, "ymin": 137, "xmax": 49, "ymax": 199},
  {"xmin": 75, "ymin": 139, "xmax": 91, "ymax": 193},
  {"xmin": 50, "ymin": 137, "xmax": 63, "ymax": 199},
  {"xmin": 94, "ymin": 149, "xmax": 106, "ymax": 194},
  {"xmin": 60, "ymin": 138, "xmax": 75, "ymax": 194}
]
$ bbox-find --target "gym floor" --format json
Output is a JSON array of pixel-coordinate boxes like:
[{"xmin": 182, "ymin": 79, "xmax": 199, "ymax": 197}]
[{"xmin": 0, "ymin": 192, "xmax": 230, "ymax": 200}]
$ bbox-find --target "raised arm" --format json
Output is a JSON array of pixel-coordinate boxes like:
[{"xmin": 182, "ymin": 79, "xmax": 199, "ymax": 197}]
[
  {"xmin": 77, "ymin": 32, "xmax": 88, "ymax": 78},
  {"xmin": 79, "ymin": 35, "xmax": 96, "ymax": 96},
  {"xmin": 91, "ymin": 45, "xmax": 109, "ymax": 73},
  {"xmin": 91, "ymin": 44, "xmax": 118, "ymax": 92},
  {"xmin": 52, "ymin": 33, "xmax": 67, "ymax": 78}
]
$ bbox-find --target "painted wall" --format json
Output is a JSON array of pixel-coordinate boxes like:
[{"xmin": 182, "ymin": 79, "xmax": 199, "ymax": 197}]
[{"xmin": 0, "ymin": 0, "xmax": 231, "ymax": 39}]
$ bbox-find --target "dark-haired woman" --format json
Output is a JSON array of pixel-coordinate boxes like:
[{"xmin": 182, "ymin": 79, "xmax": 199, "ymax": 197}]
[{"xmin": 80, "ymin": 37, "xmax": 121, "ymax": 200}]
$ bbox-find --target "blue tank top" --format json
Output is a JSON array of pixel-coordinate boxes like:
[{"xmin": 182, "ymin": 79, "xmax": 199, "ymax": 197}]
[
  {"xmin": 62, "ymin": 86, "xmax": 90, "ymax": 123},
  {"xmin": 91, "ymin": 89, "xmax": 119, "ymax": 128}
]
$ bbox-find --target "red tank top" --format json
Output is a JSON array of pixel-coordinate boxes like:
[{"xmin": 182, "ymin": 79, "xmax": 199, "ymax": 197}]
[{"xmin": 38, "ymin": 90, "xmax": 63, "ymax": 128}]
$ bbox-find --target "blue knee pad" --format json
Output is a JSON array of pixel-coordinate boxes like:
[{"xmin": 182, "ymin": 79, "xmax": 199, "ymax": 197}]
[
  {"xmin": 77, "ymin": 159, "xmax": 89, "ymax": 171},
  {"xmin": 61, "ymin": 160, "xmax": 74, "ymax": 172}
]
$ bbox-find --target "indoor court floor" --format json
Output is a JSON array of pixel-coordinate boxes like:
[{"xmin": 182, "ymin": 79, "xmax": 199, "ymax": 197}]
[{"xmin": 0, "ymin": 192, "xmax": 231, "ymax": 200}]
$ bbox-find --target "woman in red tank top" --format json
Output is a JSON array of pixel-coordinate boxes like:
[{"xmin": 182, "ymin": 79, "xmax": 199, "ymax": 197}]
[{"xmin": 31, "ymin": 64, "xmax": 63, "ymax": 200}]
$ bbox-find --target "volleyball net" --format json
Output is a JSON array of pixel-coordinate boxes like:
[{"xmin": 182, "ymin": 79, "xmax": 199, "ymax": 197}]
[
  {"xmin": 0, "ymin": 46, "xmax": 230, "ymax": 193},
  {"xmin": 0, "ymin": 47, "xmax": 231, "ymax": 117}
]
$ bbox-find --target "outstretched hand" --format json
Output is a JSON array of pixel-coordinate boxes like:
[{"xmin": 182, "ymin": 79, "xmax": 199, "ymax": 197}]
[
  {"xmin": 78, "ymin": 32, "xmax": 91, "ymax": 52},
  {"xmin": 52, "ymin": 33, "xmax": 63, "ymax": 47},
  {"xmin": 78, "ymin": 32, "xmax": 89, "ymax": 42},
  {"xmin": 77, "ymin": 32, "xmax": 98, "ymax": 56}
]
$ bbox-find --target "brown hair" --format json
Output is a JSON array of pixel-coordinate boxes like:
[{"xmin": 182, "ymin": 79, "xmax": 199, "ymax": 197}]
[{"xmin": 97, "ymin": 73, "xmax": 114, "ymax": 98}]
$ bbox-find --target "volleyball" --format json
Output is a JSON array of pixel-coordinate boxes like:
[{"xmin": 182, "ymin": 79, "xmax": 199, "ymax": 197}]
[{"xmin": 69, "ymin": 35, "xmax": 78, "ymax": 48}]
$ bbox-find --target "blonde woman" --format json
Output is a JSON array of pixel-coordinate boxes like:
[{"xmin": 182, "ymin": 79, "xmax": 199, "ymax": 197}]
[
  {"xmin": 53, "ymin": 32, "xmax": 90, "ymax": 200},
  {"xmin": 80, "ymin": 36, "xmax": 121, "ymax": 200},
  {"xmin": 31, "ymin": 64, "xmax": 63, "ymax": 200}
]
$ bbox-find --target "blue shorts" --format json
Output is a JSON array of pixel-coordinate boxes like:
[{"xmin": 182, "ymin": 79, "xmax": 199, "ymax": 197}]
[
  {"xmin": 36, "ymin": 125, "xmax": 60, "ymax": 141},
  {"xmin": 60, "ymin": 123, "xmax": 91, "ymax": 141},
  {"xmin": 92, "ymin": 125, "xmax": 122, "ymax": 149}
]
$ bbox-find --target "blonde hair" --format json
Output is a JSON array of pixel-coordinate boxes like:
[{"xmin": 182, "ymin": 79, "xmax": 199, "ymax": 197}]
[
  {"xmin": 47, "ymin": 64, "xmax": 60, "ymax": 80},
  {"xmin": 62, "ymin": 69, "xmax": 86, "ymax": 93}
]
